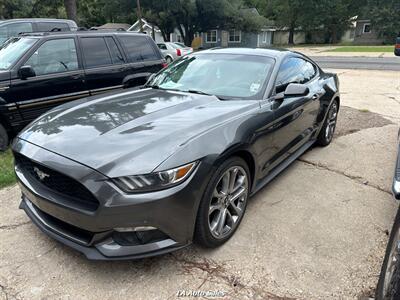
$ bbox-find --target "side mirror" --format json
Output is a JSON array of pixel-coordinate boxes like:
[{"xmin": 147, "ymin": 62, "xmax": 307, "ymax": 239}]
[
  {"xmin": 284, "ymin": 83, "xmax": 309, "ymax": 97},
  {"xmin": 18, "ymin": 66, "xmax": 36, "ymax": 80}
]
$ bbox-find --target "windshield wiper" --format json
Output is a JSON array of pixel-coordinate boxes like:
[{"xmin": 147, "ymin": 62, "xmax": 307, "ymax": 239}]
[{"xmin": 186, "ymin": 89, "xmax": 228, "ymax": 100}]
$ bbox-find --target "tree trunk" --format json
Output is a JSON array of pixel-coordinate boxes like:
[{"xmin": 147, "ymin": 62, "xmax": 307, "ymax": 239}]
[
  {"xmin": 288, "ymin": 24, "xmax": 295, "ymax": 45},
  {"xmin": 64, "ymin": 0, "xmax": 77, "ymax": 22}
]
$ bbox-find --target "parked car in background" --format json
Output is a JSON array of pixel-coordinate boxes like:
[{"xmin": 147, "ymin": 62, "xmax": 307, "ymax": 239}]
[
  {"xmin": 376, "ymin": 131, "xmax": 400, "ymax": 299},
  {"xmin": 157, "ymin": 42, "xmax": 193, "ymax": 63},
  {"xmin": 395, "ymin": 34, "xmax": 400, "ymax": 56},
  {"xmin": 13, "ymin": 48, "xmax": 340, "ymax": 260},
  {"xmin": 174, "ymin": 42, "xmax": 194, "ymax": 55},
  {"xmin": 0, "ymin": 18, "xmax": 77, "ymax": 45},
  {"xmin": 0, "ymin": 31, "xmax": 165, "ymax": 150}
]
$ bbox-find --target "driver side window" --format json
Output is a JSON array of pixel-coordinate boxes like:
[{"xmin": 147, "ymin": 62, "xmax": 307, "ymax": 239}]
[
  {"xmin": 275, "ymin": 57, "xmax": 316, "ymax": 94},
  {"xmin": 24, "ymin": 38, "xmax": 79, "ymax": 76}
]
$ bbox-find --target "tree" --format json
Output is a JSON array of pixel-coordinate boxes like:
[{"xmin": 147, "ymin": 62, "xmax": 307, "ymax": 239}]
[
  {"xmin": 368, "ymin": 0, "xmax": 400, "ymax": 44},
  {"xmin": 64, "ymin": 0, "xmax": 77, "ymax": 22}
]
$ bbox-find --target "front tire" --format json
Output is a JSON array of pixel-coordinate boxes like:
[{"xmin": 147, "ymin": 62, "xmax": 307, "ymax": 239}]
[
  {"xmin": 194, "ymin": 157, "xmax": 250, "ymax": 248},
  {"xmin": 376, "ymin": 209, "xmax": 400, "ymax": 300},
  {"xmin": 0, "ymin": 123, "xmax": 8, "ymax": 151},
  {"xmin": 316, "ymin": 99, "xmax": 339, "ymax": 147}
]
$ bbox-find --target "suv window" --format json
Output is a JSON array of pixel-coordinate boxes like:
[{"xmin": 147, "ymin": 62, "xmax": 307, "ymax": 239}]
[
  {"xmin": 105, "ymin": 37, "xmax": 124, "ymax": 64},
  {"xmin": 37, "ymin": 22, "xmax": 70, "ymax": 32},
  {"xmin": 119, "ymin": 36, "xmax": 158, "ymax": 62},
  {"xmin": 81, "ymin": 37, "xmax": 112, "ymax": 68},
  {"xmin": 8, "ymin": 23, "xmax": 33, "ymax": 36},
  {"xmin": 275, "ymin": 57, "xmax": 317, "ymax": 93},
  {"xmin": 24, "ymin": 38, "xmax": 78, "ymax": 76}
]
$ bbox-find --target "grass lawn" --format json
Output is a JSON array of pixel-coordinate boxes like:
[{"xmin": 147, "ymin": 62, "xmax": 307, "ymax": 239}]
[
  {"xmin": 0, "ymin": 150, "xmax": 16, "ymax": 189},
  {"xmin": 327, "ymin": 46, "xmax": 394, "ymax": 52}
]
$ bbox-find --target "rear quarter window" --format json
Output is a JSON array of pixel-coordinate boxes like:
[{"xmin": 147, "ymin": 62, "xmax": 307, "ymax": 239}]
[
  {"xmin": 118, "ymin": 35, "xmax": 159, "ymax": 62},
  {"xmin": 37, "ymin": 22, "xmax": 70, "ymax": 32}
]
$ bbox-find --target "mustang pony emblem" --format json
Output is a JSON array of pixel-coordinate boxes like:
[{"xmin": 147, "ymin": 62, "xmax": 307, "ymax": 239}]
[{"xmin": 33, "ymin": 167, "xmax": 50, "ymax": 181}]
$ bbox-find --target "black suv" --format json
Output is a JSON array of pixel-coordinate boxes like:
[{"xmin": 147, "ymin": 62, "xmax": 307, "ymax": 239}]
[
  {"xmin": 0, "ymin": 18, "xmax": 78, "ymax": 45},
  {"xmin": 0, "ymin": 31, "xmax": 166, "ymax": 150}
]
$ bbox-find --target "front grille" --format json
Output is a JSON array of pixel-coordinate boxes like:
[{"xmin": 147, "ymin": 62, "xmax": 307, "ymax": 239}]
[
  {"xmin": 29, "ymin": 200, "xmax": 94, "ymax": 245},
  {"xmin": 15, "ymin": 153, "xmax": 99, "ymax": 211}
]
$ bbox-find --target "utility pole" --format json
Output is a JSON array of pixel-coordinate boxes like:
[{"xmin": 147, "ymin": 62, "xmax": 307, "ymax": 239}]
[{"xmin": 137, "ymin": 0, "xmax": 143, "ymax": 32}]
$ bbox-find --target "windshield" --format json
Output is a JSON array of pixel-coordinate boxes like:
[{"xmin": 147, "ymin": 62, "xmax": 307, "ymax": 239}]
[
  {"xmin": 0, "ymin": 37, "xmax": 37, "ymax": 70},
  {"xmin": 148, "ymin": 53, "xmax": 274, "ymax": 99}
]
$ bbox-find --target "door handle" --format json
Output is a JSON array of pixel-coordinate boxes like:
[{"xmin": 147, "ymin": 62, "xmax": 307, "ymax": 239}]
[{"xmin": 71, "ymin": 74, "xmax": 82, "ymax": 80}]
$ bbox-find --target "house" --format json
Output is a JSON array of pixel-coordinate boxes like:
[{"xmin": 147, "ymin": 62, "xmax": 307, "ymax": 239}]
[
  {"xmin": 193, "ymin": 28, "xmax": 275, "ymax": 49},
  {"xmin": 128, "ymin": 18, "xmax": 164, "ymax": 43},
  {"xmin": 353, "ymin": 19, "xmax": 384, "ymax": 44},
  {"xmin": 170, "ymin": 8, "xmax": 275, "ymax": 49}
]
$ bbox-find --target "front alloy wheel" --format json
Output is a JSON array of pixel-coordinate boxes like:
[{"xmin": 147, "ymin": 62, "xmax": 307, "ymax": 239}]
[
  {"xmin": 209, "ymin": 166, "xmax": 248, "ymax": 239},
  {"xmin": 195, "ymin": 157, "xmax": 250, "ymax": 247}
]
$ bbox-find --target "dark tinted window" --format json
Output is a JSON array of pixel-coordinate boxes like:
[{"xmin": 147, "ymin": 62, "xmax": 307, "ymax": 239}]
[
  {"xmin": 105, "ymin": 37, "xmax": 124, "ymax": 64},
  {"xmin": 24, "ymin": 38, "xmax": 78, "ymax": 75},
  {"xmin": 37, "ymin": 22, "xmax": 70, "ymax": 32},
  {"xmin": 119, "ymin": 36, "xmax": 158, "ymax": 62},
  {"xmin": 157, "ymin": 43, "xmax": 167, "ymax": 50},
  {"xmin": 275, "ymin": 57, "xmax": 317, "ymax": 93},
  {"xmin": 81, "ymin": 37, "xmax": 112, "ymax": 68}
]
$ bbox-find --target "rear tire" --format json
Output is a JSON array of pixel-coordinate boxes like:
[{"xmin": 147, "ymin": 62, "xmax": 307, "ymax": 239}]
[
  {"xmin": 194, "ymin": 157, "xmax": 250, "ymax": 248},
  {"xmin": 376, "ymin": 209, "xmax": 400, "ymax": 300},
  {"xmin": 0, "ymin": 123, "xmax": 8, "ymax": 151},
  {"xmin": 166, "ymin": 56, "xmax": 173, "ymax": 64},
  {"xmin": 316, "ymin": 99, "xmax": 339, "ymax": 147}
]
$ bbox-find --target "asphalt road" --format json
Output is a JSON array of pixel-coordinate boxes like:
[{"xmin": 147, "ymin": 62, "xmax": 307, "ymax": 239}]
[{"xmin": 311, "ymin": 56, "xmax": 400, "ymax": 71}]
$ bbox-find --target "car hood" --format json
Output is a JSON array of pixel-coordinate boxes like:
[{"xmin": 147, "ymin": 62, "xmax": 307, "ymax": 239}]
[{"xmin": 18, "ymin": 88, "xmax": 259, "ymax": 178}]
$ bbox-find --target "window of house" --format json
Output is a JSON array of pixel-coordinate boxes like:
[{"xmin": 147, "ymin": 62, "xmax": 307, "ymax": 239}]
[
  {"xmin": 363, "ymin": 24, "xmax": 371, "ymax": 34},
  {"xmin": 81, "ymin": 37, "xmax": 112, "ymax": 68},
  {"xmin": 229, "ymin": 30, "xmax": 241, "ymax": 43},
  {"xmin": 24, "ymin": 38, "xmax": 78, "ymax": 76},
  {"xmin": 205, "ymin": 30, "xmax": 217, "ymax": 43}
]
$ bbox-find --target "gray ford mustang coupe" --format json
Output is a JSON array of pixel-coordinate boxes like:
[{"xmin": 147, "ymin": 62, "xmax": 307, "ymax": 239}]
[{"xmin": 12, "ymin": 48, "xmax": 340, "ymax": 260}]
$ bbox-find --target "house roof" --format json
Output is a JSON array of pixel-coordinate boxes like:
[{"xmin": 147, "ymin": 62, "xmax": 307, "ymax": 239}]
[
  {"xmin": 97, "ymin": 23, "xmax": 131, "ymax": 30},
  {"xmin": 128, "ymin": 18, "xmax": 161, "ymax": 33}
]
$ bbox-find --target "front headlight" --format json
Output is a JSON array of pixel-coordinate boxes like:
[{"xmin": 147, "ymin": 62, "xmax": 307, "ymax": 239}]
[{"xmin": 112, "ymin": 161, "xmax": 198, "ymax": 193}]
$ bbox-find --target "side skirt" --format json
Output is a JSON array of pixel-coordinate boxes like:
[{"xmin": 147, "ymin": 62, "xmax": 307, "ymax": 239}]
[{"xmin": 250, "ymin": 139, "xmax": 315, "ymax": 196}]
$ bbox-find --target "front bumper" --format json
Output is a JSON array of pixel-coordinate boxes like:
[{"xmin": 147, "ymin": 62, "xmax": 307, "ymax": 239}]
[{"xmin": 13, "ymin": 139, "xmax": 211, "ymax": 260}]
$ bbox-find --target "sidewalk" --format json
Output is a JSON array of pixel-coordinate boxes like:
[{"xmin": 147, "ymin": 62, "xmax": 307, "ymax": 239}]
[{"xmin": 290, "ymin": 46, "xmax": 395, "ymax": 58}]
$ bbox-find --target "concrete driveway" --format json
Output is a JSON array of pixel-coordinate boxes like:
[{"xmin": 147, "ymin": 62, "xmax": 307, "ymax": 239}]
[{"xmin": 1, "ymin": 69, "xmax": 399, "ymax": 300}]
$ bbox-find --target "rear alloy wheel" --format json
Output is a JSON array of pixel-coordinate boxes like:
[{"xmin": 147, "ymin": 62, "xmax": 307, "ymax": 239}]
[
  {"xmin": 377, "ymin": 210, "xmax": 400, "ymax": 300},
  {"xmin": 195, "ymin": 157, "xmax": 250, "ymax": 247},
  {"xmin": 166, "ymin": 56, "xmax": 173, "ymax": 64},
  {"xmin": 0, "ymin": 123, "xmax": 8, "ymax": 151},
  {"xmin": 316, "ymin": 100, "xmax": 338, "ymax": 146}
]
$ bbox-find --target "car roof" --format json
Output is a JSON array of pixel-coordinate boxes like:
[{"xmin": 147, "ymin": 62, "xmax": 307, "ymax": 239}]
[
  {"xmin": 198, "ymin": 47, "xmax": 293, "ymax": 59},
  {"xmin": 18, "ymin": 31, "xmax": 147, "ymax": 39},
  {"xmin": 0, "ymin": 18, "xmax": 76, "ymax": 25}
]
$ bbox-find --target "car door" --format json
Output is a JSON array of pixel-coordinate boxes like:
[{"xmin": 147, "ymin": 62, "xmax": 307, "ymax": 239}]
[
  {"xmin": 267, "ymin": 57, "xmax": 321, "ymax": 170},
  {"xmin": 79, "ymin": 35, "xmax": 130, "ymax": 95},
  {"xmin": 10, "ymin": 37, "xmax": 88, "ymax": 123}
]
